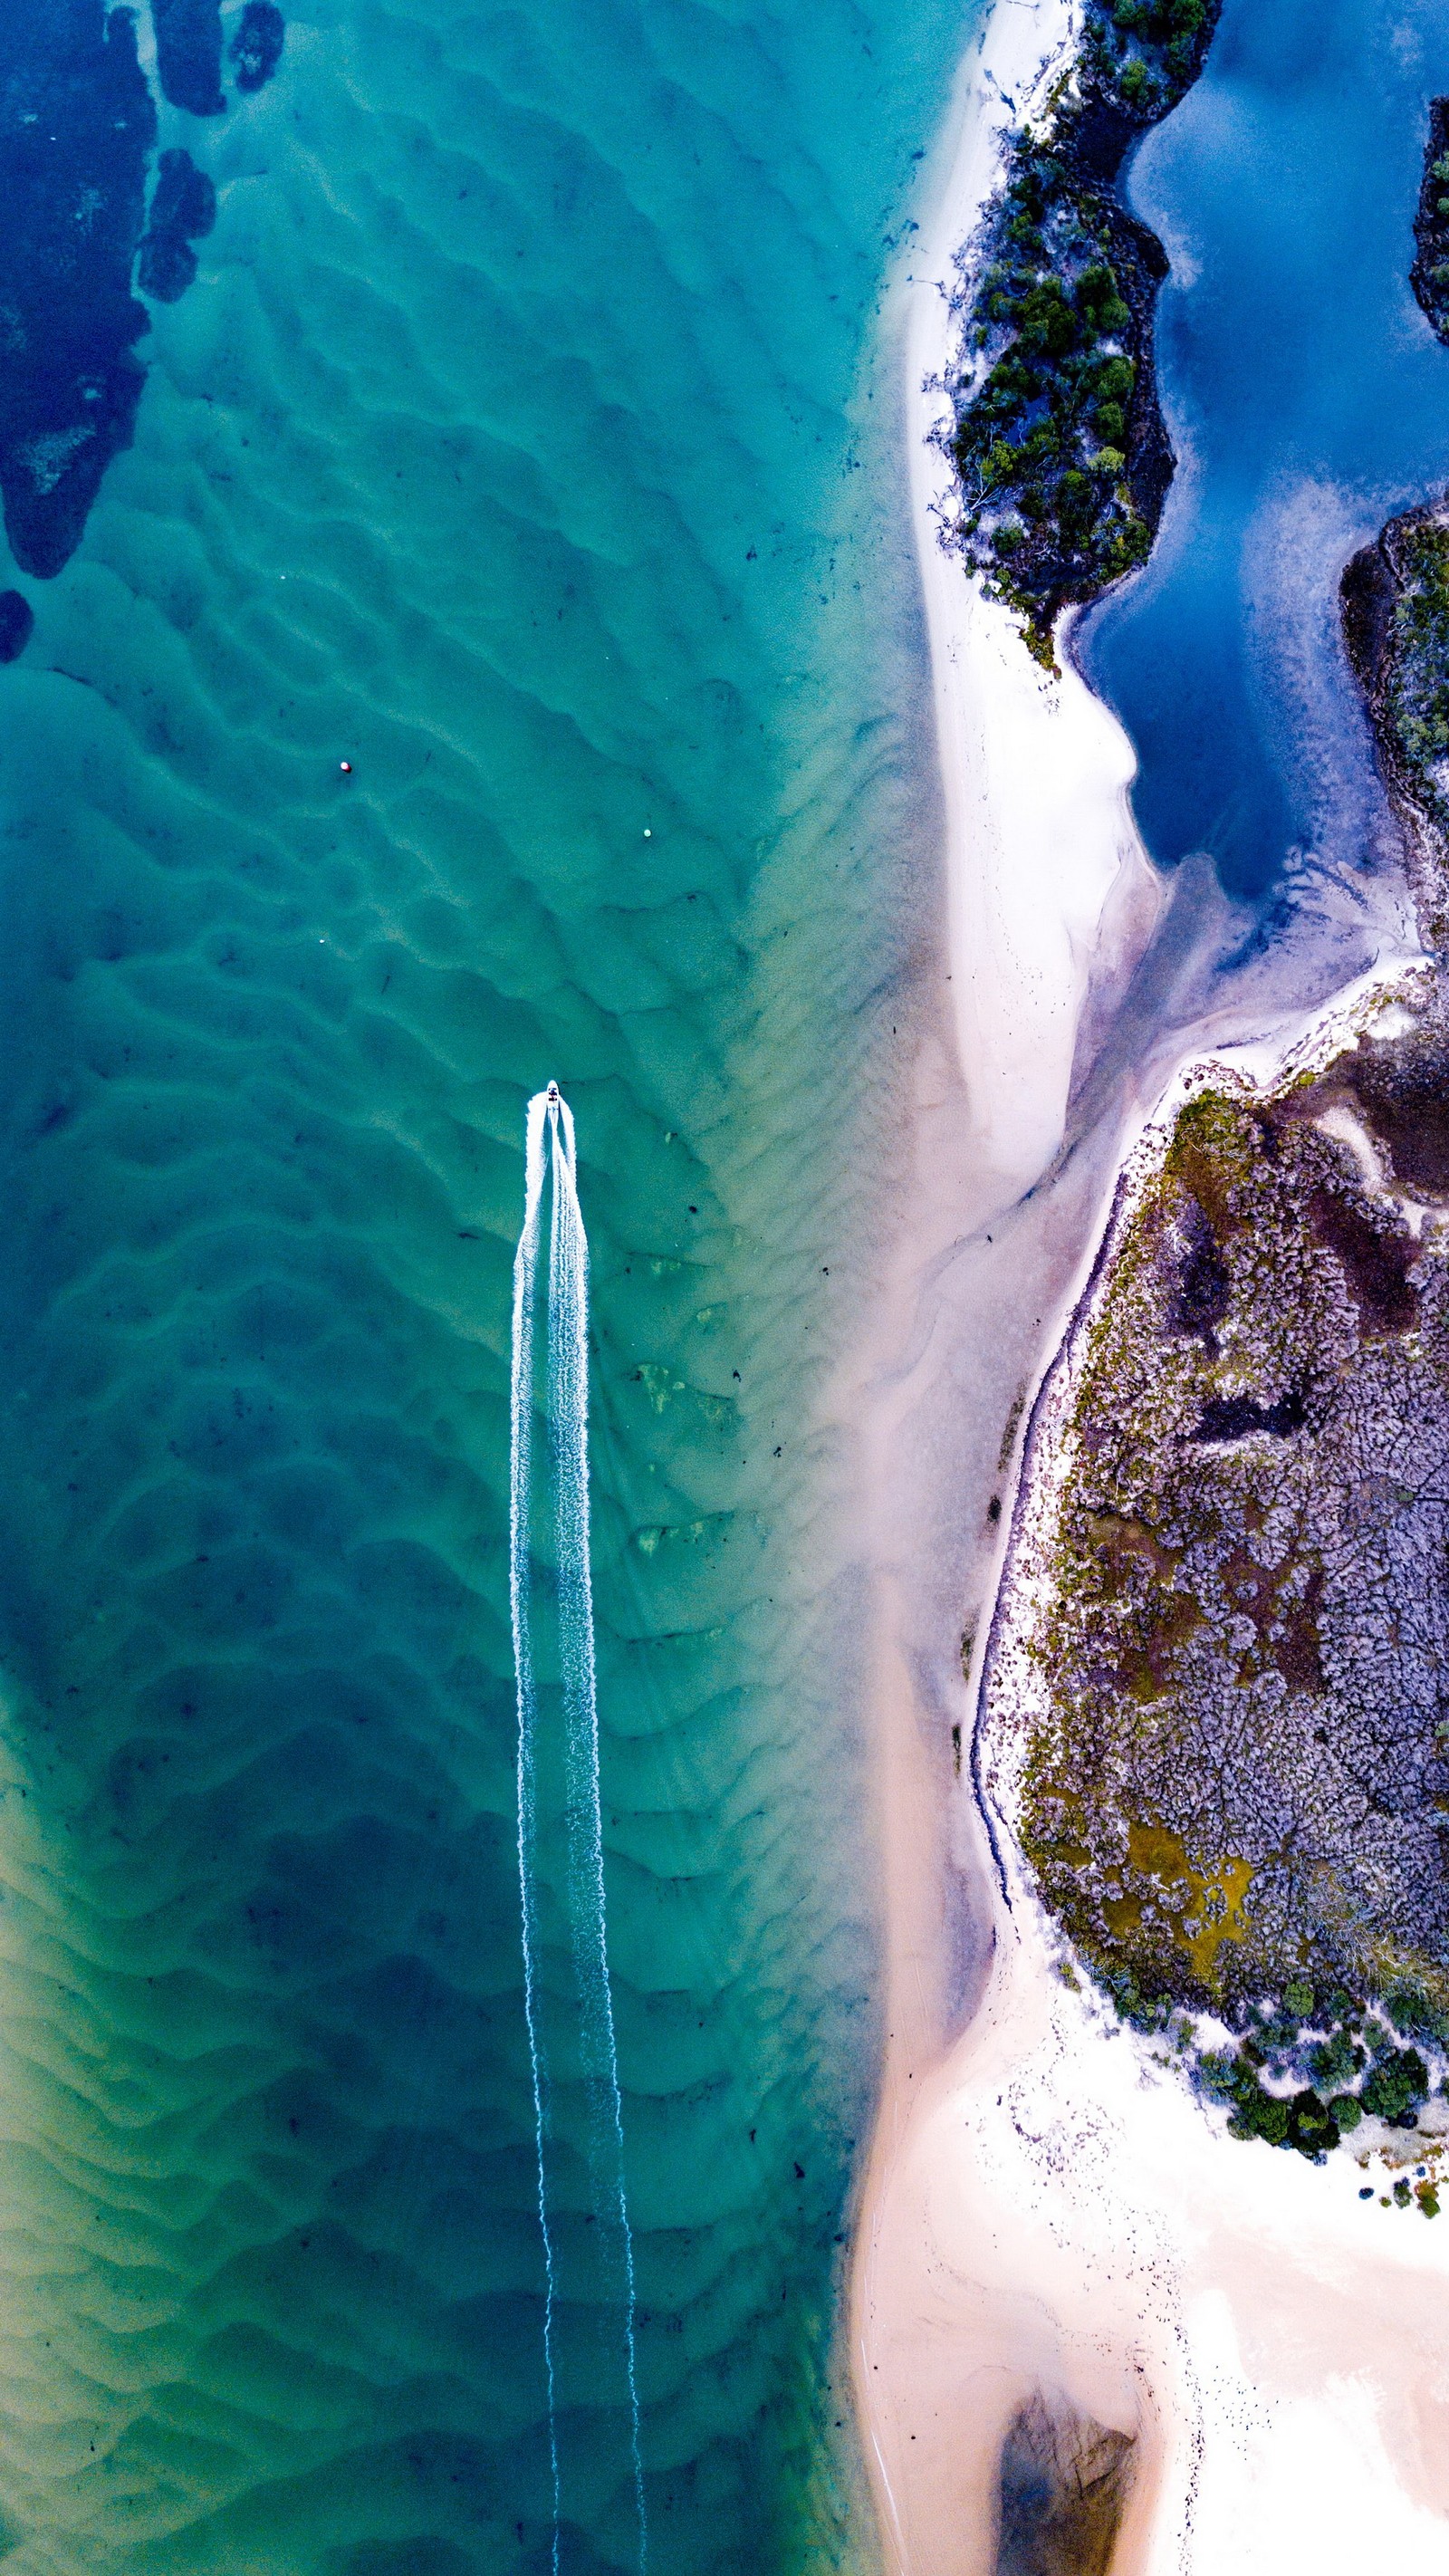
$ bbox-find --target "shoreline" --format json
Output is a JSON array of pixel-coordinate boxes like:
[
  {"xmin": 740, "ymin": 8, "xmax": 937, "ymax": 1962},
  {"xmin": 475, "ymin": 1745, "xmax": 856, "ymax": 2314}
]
[
  {"xmin": 848, "ymin": 4, "xmax": 1438, "ymax": 2568},
  {"xmin": 902, "ymin": 0, "xmax": 1164, "ymax": 1219},
  {"xmin": 849, "ymin": 3, "xmax": 1176, "ymax": 2557}
]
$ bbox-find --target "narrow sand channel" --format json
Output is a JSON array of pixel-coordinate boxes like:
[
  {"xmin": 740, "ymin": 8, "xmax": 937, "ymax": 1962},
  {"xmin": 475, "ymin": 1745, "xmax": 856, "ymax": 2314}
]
[{"xmin": 848, "ymin": 4, "xmax": 1449, "ymax": 2567}]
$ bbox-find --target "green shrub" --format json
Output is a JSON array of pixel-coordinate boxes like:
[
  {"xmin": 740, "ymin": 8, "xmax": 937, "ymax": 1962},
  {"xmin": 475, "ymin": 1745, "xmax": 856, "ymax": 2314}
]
[
  {"xmin": 1286, "ymin": 2090, "xmax": 1339, "ymax": 2159},
  {"xmin": 1197, "ymin": 2048, "xmax": 1239, "ymax": 2101},
  {"xmin": 1018, "ymin": 279, "xmax": 1079, "ymax": 357},
  {"xmin": 1077, "ymin": 264, "xmax": 1131, "ymax": 336},
  {"xmin": 1381, "ymin": 1982, "xmax": 1449, "ymax": 2048},
  {"xmin": 1361, "ymin": 2049, "xmax": 1429, "ymax": 2125},
  {"xmin": 1229, "ymin": 2087, "xmax": 1291, "ymax": 2147},
  {"xmin": 1309, "ymin": 2030, "xmax": 1361, "ymax": 2091}
]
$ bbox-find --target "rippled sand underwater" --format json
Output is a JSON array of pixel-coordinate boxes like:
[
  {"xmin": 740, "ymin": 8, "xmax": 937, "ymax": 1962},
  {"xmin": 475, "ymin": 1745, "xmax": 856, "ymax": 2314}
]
[{"xmin": 0, "ymin": 0, "xmax": 972, "ymax": 2567}]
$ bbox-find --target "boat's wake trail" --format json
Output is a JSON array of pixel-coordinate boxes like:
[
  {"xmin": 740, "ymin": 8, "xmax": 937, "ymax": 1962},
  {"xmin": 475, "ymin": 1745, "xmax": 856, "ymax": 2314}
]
[{"xmin": 510, "ymin": 1084, "xmax": 647, "ymax": 2573}]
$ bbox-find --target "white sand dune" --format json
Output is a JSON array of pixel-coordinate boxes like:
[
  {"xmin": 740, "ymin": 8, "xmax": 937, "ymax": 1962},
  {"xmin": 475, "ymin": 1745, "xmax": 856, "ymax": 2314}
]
[{"xmin": 849, "ymin": 5, "xmax": 1449, "ymax": 2569}]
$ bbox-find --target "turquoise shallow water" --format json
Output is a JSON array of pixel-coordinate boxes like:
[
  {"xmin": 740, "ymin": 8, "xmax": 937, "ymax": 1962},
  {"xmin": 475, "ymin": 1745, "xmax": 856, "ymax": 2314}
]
[{"xmin": 0, "ymin": 1, "xmax": 972, "ymax": 2570}]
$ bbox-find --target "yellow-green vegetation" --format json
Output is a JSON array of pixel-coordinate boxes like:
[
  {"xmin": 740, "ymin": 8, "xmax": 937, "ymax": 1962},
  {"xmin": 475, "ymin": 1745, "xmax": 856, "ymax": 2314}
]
[{"xmin": 1007, "ymin": 1055, "xmax": 1449, "ymax": 2153}]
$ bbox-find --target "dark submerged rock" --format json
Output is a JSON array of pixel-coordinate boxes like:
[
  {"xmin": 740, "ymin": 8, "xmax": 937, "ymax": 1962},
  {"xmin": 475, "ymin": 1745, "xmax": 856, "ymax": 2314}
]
[
  {"xmin": 136, "ymin": 235, "xmax": 198, "ymax": 303},
  {"xmin": 0, "ymin": 592, "xmax": 34, "ymax": 663},
  {"xmin": 230, "ymin": 3, "xmax": 285, "ymax": 95},
  {"xmin": 137, "ymin": 148, "xmax": 216, "ymax": 304},
  {"xmin": 149, "ymin": 145, "xmax": 216, "ymax": 241},
  {"xmin": 0, "ymin": 2, "xmax": 157, "ymax": 578},
  {"xmin": 149, "ymin": 0, "xmax": 225, "ymax": 116}
]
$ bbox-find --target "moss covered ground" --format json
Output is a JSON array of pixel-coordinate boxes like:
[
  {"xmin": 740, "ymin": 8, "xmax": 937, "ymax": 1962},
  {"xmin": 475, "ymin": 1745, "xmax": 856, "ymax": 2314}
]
[{"xmin": 998, "ymin": 1061, "xmax": 1449, "ymax": 2156}]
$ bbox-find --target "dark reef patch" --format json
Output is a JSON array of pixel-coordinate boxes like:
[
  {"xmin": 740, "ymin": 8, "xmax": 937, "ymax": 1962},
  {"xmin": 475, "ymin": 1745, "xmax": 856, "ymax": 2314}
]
[
  {"xmin": 230, "ymin": 2, "xmax": 285, "ymax": 95},
  {"xmin": 0, "ymin": 592, "xmax": 34, "ymax": 664},
  {"xmin": 996, "ymin": 2394, "xmax": 1136, "ymax": 2576},
  {"xmin": 948, "ymin": 0, "xmax": 1223, "ymax": 664},
  {"xmin": 137, "ymin": 147, "xmax": 217, "ymax": 303},
  {"xmin": 1412, "ymin": 97, "xmax": 1449, "ymax": 346},
  {"xmin": 0, "ymin": 3, "xmax": 158, "ymax": 579},
  {"xmin": 149, "ymin": 0, "xmax": 226, "ymax": 116}
]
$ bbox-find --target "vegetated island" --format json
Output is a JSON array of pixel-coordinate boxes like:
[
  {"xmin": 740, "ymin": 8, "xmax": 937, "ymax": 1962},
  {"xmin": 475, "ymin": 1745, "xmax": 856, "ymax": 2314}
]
[
  {"xmin": 977, "ymin": 116, "xmax": 1449, "ymax": 2186},
  {"xmin": 945, "ymin": 0, "xmax": 1222, "ymax": 668}
]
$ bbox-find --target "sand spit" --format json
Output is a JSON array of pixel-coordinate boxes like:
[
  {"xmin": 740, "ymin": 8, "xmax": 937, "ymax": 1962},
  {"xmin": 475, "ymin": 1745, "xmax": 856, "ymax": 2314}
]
[
  {"xmin": 904, "ymin": 0, "xmax": 1162, "ymax": 1217},
  {"xmin": 849, "ymin": 3, "xmax": 1444, "ymax": 2570}
]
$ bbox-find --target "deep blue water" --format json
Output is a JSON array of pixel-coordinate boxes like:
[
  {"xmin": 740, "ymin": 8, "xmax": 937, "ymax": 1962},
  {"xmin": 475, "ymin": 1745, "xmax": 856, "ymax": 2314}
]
[{"xmin": 1083, "ymin": 0, "xmax": 1449, "ymax": 905}]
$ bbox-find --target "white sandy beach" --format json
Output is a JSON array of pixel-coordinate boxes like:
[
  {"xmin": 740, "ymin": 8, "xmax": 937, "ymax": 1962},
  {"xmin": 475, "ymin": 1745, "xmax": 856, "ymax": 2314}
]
[
  {"xmin": 848, "ymin": 3, "xmax": 1448, "ymax": 2568},
  {"xmin": 903, "ymin": 0, "xmax": 1163, "ymax": 1218}
]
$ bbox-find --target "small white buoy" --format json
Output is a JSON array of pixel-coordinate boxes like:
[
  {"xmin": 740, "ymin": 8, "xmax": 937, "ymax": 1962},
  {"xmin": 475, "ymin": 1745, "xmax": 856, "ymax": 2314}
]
[
  {"xmin": 643, "ymin": 826, "xmax": 651, "ymax": 837},
  {"xmin": 339, "ymin": 759, "xmax": 352, "ymax": 775}
]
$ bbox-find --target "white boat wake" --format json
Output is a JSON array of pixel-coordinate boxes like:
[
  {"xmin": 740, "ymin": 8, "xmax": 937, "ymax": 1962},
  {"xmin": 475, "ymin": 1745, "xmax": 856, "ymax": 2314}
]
[{"xmin": 510, "ymin": 1083, "xmax": 647, "ymax": 2572}]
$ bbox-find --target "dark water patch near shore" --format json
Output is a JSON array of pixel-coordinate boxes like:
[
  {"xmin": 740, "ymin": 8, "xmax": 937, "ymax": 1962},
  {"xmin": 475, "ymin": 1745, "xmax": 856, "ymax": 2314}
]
[
  {"xmin": 1081, "ymin": 0, "xmax": 1449, "ymax": 905},
  {"xmin": 0, "ymin": 3, "xmax": 155, "ymax": 580},
  {"xmin": 0, "ymin": 1, "xmax": 283, "ymax": 587},
  {"xmin": 996, "ymin": 2393, "xmax": 1136, "ymax": 2576},
  {"xmin": 0, "ymin": 593, "xmax": 33, "ymax": 663}
]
